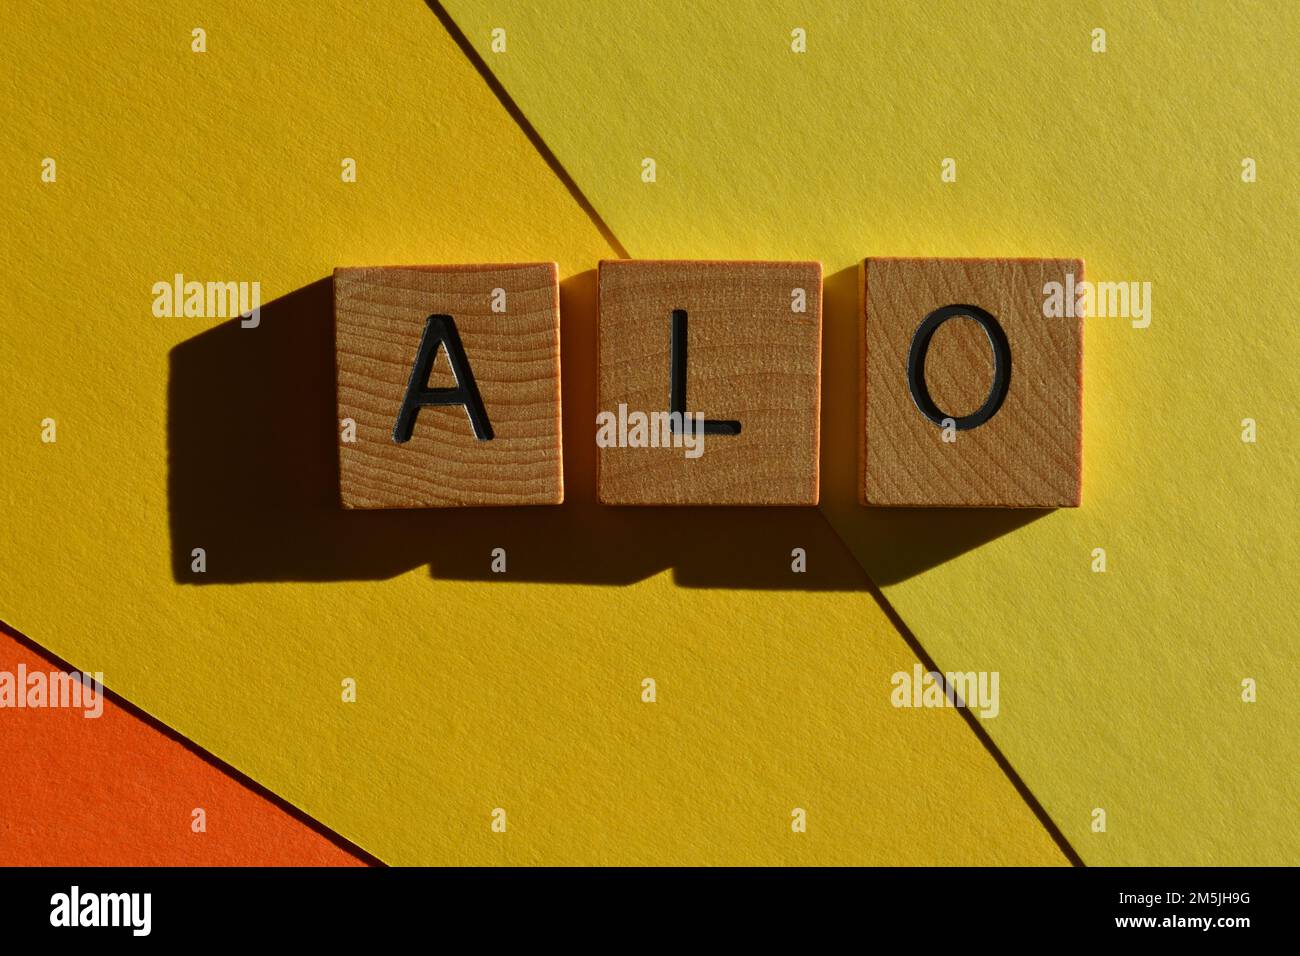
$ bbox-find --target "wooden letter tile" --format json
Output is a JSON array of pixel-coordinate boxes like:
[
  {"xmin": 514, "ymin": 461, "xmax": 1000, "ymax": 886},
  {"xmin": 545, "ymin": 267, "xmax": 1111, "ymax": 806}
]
[
  {"xmin": 597, "ymin": 260, "xmax": 821, "ymax": 505},
  {"xmin": 334, "ymin": 263, "xmax": 562, "ymax": 508},
  {"xmin": 861, "ymin": 258, "xmax": 1083, "ymax": 507}
]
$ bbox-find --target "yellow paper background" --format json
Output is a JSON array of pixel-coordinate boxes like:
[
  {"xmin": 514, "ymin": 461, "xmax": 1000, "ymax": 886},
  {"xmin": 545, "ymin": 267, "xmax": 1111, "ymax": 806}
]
[
  {"xmin": 440, "ymin": 0, "xmax": 1300, "ymax": 864},
  {"xmin": 1, "ymin": 1, "xmax": 1066, "ymax": 864}
]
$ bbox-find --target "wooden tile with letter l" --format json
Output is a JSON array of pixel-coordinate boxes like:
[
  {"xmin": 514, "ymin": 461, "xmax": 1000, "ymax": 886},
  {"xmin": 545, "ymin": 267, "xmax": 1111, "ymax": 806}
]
[
  {"xmin": 597, "ymin": 260, "xmax": 822, "ymax": 505},
  {"xmin": 860, "ymin": 258, "xmax": 1083, "ymax": 507},
  {"xmin": 334, "ymin": 263, "xmax": 563, "ymax": 508}
]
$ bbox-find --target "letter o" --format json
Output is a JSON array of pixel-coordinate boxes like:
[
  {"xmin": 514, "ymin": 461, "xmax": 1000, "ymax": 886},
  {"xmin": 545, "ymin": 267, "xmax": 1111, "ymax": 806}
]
[{"xmin": 906, "ymin": 304, "xmax": 1011, "ymax": 430}]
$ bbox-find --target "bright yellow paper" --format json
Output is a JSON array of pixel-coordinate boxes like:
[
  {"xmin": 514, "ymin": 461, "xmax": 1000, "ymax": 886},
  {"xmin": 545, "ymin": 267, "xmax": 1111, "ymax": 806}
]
[
  {"xmin": 0, "ymin": 0, "xmax": 1064, "ymax": 864},
  {"xmin": 442, "ymin": 0, "xmax": 1300, "ymax": 864}
]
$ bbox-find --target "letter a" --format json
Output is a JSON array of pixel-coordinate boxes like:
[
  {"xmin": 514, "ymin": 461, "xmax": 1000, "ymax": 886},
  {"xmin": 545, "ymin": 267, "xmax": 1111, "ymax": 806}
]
[{"xmin": 393, "ymin": 314, "xmax": 493, "ymax": 443}]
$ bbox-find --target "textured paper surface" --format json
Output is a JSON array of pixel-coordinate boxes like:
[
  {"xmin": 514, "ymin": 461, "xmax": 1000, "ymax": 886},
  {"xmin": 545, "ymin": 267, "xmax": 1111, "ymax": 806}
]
[
  {"xmin": 442, "ymin": 0, "xmax": 1300, "ymax": 863},
  {"xmin": 0, "ymin": 2, "xmax": 1064, "ymax": 864},
  {"xmin": 0, "ymin": 626, "xmax": 367, "ymax": 866}
]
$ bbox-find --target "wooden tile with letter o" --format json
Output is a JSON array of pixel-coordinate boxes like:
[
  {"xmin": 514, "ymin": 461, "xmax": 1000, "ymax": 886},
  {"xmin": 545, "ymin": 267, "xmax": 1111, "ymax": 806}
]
[
  {"xmin": 334, "ymin": 263, "xmax": 563, "ymax": 508},
  {"xmin": 597, "ymin": 260, "xmax": 822, "ymax": 505},
  {"xmin": 860, "ymin": 258, "xmax": 1083, "ymax": 508}
]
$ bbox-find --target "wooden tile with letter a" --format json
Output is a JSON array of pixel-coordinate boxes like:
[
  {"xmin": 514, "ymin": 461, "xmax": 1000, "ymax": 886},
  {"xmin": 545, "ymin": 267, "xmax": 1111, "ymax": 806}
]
[
  {"xmin": 597, "ymin": 260, "xmax": 822, "ymax": 505},
  {"xmin": 861, "ymin": 258, "xmax": 1083, "ymax": 507},
  {"xmin": 334, "ymin": 263, "xmax": 563, "ymax": 508}
]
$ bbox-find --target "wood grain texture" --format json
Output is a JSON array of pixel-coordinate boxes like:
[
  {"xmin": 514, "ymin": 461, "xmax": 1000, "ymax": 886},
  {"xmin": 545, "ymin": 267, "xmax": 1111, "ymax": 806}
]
[
  {"xmin": 597, "ymin": 260, "xmax": 821, "ymax": 505},
  {"xmin": 861, "ymin": 258, "xmax": 1083, "ymax": 507},
  {"xmin": 335, "ymin": 264, "xmax": 562, "ymax": 508}
]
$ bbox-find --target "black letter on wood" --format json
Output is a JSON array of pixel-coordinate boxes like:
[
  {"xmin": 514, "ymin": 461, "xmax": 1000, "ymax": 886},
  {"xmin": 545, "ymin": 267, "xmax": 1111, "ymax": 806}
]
[
  {"xmin": 392, "ymin": 314, "xmax": 493, "ymax": 443},
  {"xmin": 907, "ymin": 304, "xmax": 1011, "ymax": 431},
  {"xmin": 669, "ymin": 308, "xmax": 741, "ymax": 436}
]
